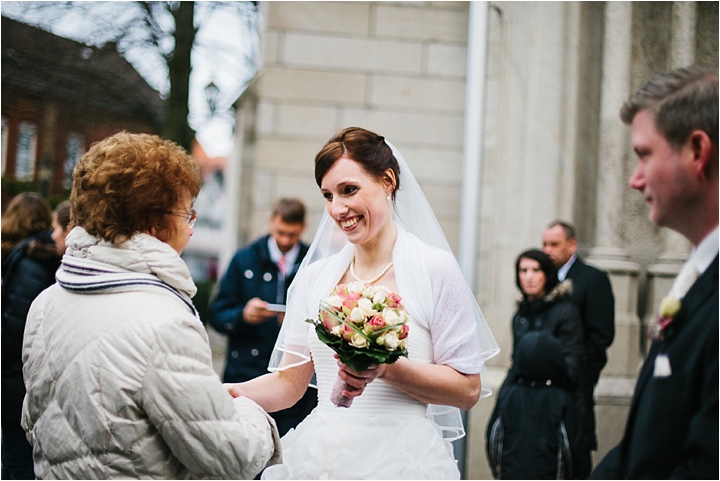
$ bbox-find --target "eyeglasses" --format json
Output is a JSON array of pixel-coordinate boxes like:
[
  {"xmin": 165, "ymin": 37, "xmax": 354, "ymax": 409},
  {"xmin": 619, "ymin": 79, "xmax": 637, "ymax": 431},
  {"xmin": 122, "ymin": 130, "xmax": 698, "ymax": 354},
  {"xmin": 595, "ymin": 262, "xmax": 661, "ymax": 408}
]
[{"xmin": 168, "ymin": 208, "xmax": 197, "ymax": 228}]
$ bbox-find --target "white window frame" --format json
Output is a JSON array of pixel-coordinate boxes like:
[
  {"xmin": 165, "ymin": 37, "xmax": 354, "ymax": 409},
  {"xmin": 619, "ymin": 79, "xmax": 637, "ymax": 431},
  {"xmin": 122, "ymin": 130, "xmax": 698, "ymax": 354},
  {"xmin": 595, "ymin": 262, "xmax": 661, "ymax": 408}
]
[
  {"xmin": 15, "ymin": 121, "xmax": 38, "ymax": 181},
  {"xmin": 64, "ymin": 132, "xmax": 85, "ymax": 188}
]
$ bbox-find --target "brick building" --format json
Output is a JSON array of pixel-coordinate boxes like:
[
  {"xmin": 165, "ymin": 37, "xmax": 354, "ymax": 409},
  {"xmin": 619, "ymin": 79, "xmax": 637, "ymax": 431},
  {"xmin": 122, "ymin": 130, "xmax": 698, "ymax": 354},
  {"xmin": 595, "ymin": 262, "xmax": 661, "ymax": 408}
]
[{"xmin": 1, "ymin": 16, "xmax": 163, "ymax": 208}]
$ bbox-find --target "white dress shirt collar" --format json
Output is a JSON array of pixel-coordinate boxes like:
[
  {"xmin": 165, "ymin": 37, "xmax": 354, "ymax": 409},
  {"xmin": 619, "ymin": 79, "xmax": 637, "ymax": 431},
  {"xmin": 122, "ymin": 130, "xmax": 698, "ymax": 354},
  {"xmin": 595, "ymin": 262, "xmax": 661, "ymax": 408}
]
[
  {"xmin": 557, "ymin": 253, "xmax": 577, "ymax": 281},
  {"xmin": 268, "ymin": 236, "xmax": 300, "ymax": 270},
  {"xmin": 690, "ymin": 226, "xmax": 719, "ymax": 276}
]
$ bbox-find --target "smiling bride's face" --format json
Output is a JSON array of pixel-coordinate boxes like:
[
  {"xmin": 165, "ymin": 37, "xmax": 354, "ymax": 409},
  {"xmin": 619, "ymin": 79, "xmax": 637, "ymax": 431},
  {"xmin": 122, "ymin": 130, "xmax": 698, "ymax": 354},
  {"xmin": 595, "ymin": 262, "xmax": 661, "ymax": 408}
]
[{"xmin": 321, "ymin": 156, "xmax": 394, "ymax": 246}]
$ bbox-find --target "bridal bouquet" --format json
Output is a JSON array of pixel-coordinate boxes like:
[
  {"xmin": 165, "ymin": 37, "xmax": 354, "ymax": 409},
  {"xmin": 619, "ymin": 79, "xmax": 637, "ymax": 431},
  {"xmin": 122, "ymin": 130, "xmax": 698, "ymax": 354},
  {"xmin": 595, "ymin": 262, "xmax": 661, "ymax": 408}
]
[{"xmin": 306, "ymin": 281, "xmax": 409, "ymax": 407}]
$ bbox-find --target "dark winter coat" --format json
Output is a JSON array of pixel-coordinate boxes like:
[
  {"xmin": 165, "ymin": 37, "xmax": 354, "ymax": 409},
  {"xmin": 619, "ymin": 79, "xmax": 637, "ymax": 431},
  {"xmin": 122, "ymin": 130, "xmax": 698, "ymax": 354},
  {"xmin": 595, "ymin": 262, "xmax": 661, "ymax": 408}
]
[
  {"xmin": 1, "ymin": 229, "xmax": 59, "ymax": 430},
  {"xmin": 209, "ymin": 235, "xmax": 315, "ymax": 436},
  {"xmin": 486, "ymin": 281, "xmax": 585, "ymax": 479},
  {"xmin": 210, "ymin": 234, "xmax": 308, "ymax": 383}
]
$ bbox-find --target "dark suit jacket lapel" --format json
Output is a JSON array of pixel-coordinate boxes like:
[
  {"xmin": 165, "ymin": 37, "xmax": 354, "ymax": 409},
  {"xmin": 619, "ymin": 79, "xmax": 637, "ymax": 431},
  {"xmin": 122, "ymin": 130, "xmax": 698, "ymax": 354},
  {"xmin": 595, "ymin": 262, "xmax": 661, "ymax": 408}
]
[{"xmin": 621, "ymin": 254, "xmax": 719, "ymax": 462}]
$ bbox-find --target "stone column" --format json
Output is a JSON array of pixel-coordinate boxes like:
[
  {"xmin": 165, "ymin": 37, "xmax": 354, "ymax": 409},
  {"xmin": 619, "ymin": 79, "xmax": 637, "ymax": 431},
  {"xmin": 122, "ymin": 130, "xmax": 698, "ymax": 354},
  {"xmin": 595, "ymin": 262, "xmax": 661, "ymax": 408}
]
[
  {"xmin": 643, "ymin": 1, "xmax": 696, "ymax": 350},
  {"xmin": 587, "ymin": 1, "xmax": 642, "ymax": 378}
]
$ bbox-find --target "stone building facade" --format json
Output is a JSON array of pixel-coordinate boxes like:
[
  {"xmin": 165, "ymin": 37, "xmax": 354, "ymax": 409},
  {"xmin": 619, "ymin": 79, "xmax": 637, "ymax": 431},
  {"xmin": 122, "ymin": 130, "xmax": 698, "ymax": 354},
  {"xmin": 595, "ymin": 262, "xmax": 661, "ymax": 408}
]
[{"xmin": 224, "ymin": 2, "xmax": 718, "ymax": 477}]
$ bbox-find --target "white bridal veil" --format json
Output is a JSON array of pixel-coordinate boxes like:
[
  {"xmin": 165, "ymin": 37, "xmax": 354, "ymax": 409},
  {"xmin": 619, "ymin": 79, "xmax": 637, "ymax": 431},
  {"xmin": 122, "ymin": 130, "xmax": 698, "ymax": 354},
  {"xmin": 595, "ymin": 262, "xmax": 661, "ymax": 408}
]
[{"xmin": 268, "ymin": 139, "xmax": 499, "ymax": 440}]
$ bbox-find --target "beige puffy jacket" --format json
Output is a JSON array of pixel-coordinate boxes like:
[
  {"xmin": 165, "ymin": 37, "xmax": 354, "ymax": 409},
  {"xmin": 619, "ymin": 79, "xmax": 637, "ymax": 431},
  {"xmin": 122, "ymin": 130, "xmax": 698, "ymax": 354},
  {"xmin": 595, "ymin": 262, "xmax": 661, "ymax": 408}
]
[{"xmin": 21, "ymin": 228, "xmax": 281, "ymax": 479}]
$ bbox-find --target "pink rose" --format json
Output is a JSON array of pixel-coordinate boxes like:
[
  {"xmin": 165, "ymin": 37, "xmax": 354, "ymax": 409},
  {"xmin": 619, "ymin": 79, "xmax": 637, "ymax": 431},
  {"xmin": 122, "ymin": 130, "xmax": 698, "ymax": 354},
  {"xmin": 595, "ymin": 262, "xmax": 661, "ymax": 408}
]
[
  {"xmin": 321, "ymin": 310, "xmax": 340, "ymax": 330},
  {"xmin": 367, "ymin": 315, "xmax": 386, "ymax": 331},
  {"xmin": 343, "ymin": 299, "xmax": 359, "ymax": 311},
  {"xmin": 399, "ymin": 323, "xmax": 409, "ymax": 340},
  {"xmin": 386, "ymin": 293, "xmax": 402, "ymax": 309},
  {"xmin": 341, "ymin": 324, "xmax": 354, "ymax": 341}
]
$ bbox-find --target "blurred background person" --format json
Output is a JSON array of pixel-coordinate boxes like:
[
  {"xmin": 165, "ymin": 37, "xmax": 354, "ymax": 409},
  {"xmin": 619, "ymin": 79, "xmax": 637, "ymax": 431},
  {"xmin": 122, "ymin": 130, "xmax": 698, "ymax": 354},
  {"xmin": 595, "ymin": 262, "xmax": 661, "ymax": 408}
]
[
  {"xmin": 1, "ymin": 192, "xmax": 60, "ymax": 480},
  {"xmin": 21, "ymin": 132, "xmax": 280, "ymax": 479},
  {"xmin": 542, "ymin": 220, "xmax": 615, "ymax": 477},
  {"xmin": 486, "ymin": 249, "xmax": 585, "ymax": 479},
  {"xmin": 50, "ymin": 200, "xmax": 72, "ymax": 257},
  {"xmin": 210, "ymin": 197, "xmax": 316, "ymax": 436}
]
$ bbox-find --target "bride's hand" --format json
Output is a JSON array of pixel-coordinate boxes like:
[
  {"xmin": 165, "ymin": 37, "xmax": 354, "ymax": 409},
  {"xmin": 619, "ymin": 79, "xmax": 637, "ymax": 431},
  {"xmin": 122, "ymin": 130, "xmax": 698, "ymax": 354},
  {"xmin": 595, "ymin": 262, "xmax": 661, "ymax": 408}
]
[
  {"xmin": 224, "ymin": 383, "xmax": 246, "ymax": 398},
  {"xmin": 335, "ymin": 355, "xmax": 389, "ymax": 398}
]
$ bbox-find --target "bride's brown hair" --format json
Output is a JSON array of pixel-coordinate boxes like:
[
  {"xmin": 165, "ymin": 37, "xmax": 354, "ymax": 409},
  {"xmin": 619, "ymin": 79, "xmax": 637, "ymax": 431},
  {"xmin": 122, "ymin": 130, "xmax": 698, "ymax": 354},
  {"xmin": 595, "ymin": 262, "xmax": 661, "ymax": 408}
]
[{"xmin": 314, "ymin": 127, "xmax": 401, "ymax": 201}]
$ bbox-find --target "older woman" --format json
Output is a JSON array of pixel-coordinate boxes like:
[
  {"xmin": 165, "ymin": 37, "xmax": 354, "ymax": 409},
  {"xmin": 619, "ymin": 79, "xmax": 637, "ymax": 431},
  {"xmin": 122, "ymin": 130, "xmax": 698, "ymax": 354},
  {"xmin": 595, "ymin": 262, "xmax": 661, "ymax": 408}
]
[
  {"xmin": 21, "ymin": 132, "xmax": 281, "ymax": 479},
  {"xmin": 486, "ymin": 249, "xmax": 585, "ymax": 479}
]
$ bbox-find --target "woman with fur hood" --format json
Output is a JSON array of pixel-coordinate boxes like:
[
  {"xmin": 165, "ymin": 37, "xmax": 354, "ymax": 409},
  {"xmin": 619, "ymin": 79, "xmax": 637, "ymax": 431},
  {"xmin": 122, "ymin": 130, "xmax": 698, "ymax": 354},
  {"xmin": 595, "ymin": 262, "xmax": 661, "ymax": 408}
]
[{"xmin": 486, "ymin": 249, "xmax": 585, "ymax": 479}]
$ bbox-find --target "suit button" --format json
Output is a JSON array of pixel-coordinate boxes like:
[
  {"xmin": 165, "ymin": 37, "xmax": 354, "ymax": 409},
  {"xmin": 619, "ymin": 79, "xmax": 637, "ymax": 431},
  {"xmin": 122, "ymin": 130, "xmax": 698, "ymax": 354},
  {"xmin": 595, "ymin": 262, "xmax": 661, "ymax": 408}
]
[
  {"xmin": 263, "ymin": 272, "xmax": 273, "ymax": 282},
  {"xmin": 244, "ymin": 269, "xmax": 254, "ymax": 279},
  {"xmin": 251, "ymin": 349, "xmax": 259, "ymax": 357},
  {"xmin": 231, "ymin": 350, "xmax": 239, "ymax": 359}
]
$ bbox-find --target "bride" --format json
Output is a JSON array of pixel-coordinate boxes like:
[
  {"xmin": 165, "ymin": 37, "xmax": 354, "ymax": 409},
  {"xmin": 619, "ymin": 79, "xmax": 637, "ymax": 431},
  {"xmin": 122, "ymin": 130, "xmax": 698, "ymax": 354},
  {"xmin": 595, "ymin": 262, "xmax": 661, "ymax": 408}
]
[{"xmin": 226, "ymin": 127, "xmax": 498, "ymax": 479}]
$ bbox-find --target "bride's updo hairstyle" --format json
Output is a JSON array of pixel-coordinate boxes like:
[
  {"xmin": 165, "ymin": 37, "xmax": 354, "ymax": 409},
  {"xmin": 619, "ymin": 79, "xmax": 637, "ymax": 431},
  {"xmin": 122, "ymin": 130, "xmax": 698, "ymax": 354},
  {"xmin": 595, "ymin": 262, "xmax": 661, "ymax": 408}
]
[{"xmin": 314, "ymin": 127, "xmax": 401, "ymax": 201}]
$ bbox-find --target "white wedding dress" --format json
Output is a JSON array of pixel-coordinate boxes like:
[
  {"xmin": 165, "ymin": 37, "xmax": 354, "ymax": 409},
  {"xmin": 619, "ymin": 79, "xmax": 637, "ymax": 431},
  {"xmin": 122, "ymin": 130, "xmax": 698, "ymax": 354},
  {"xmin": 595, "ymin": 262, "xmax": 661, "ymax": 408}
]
[{"xmin": 261, "ymin": 300, "xmax": 460, "ymax": 480}]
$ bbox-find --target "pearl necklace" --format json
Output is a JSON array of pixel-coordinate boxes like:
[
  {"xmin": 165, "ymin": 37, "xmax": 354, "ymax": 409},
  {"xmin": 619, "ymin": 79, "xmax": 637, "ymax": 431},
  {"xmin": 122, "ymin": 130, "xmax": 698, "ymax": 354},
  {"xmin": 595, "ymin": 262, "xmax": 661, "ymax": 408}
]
[{"xmin": 350, "ymin": 259, "xmax": 394, "ymax": 285}]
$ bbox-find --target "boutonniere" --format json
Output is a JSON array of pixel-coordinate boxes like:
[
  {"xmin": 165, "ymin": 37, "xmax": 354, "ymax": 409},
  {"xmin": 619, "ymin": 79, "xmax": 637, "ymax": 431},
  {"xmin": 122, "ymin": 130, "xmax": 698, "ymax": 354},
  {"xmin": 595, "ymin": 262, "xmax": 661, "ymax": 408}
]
[{"xmin": 652, "ymin": 296, "xmax": 681, "ymax": 341}]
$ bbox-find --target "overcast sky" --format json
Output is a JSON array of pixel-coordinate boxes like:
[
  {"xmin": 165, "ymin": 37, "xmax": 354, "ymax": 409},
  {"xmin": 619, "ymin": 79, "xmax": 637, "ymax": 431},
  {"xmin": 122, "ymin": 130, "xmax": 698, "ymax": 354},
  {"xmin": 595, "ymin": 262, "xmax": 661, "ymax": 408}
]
[{"xmin": 1, "ymin": 1, "xmax": 259, "ymax": 157}]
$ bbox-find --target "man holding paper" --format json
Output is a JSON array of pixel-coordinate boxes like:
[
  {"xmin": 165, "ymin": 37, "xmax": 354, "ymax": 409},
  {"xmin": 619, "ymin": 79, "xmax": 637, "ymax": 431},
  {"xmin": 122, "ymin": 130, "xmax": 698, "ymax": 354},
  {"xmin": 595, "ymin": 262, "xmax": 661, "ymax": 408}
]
[{"xmin": 210, "ymin": 197, "xmax": 316, "ymax": 435}]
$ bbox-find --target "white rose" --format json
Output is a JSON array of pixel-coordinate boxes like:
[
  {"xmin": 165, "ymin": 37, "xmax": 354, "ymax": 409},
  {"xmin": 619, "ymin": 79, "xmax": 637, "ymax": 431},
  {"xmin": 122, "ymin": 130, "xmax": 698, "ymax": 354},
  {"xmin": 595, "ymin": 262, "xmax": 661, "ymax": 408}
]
[
  {"xmin": 372, "ymin": 291, "xmax": 386, "ymax": 305},
  {"xmin": 357, "ymin": 298, "xmax": 376, "ymax": 316},
  {"xmin": 350, "ymin": 333, "xmax": 368, "ymax": 348},
  {"xmin": 383, "ymin": 331, "xmax": 400, "ymax": 350},
  {"xmin": 382, "ymin": 308, "xmax": 400, "ymax": 325},
  {"xmin": 348, "ymin": 281, "xmax": 365, "ymax": 293},
  {"xmin": 325, "ymin": 295, "xmax": 343, "ymax": 309},
  {"xmin": 331, "ymin": 325, "xmax": 343, "ymax": 337},
  {"xmin": 350, "ymin": 307, "xmax": 366, "ymax": 323}
]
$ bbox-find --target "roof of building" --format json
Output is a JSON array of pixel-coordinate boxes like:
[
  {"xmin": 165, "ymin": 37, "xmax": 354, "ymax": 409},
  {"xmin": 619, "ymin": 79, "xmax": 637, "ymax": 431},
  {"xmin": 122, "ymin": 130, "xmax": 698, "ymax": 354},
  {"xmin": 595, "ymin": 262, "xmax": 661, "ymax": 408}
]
[{"xmin": 1, "ymin": 16, "xmax": 164, "ymax": 128}]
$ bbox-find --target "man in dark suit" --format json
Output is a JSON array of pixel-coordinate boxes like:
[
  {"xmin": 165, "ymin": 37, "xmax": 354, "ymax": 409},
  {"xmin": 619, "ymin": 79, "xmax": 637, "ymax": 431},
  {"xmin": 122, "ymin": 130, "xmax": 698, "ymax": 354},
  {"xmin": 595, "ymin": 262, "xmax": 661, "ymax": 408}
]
[
  {"xmin": 591, "ymin": 65, "xmax": 718, "ymax": 479},
  {"xmin": 543, "ymin": 220, "xmax": 615, "ymax": 479},
  {"xmin": 210, "ymin": 198, "xmax": 316, "ymax": 436}
]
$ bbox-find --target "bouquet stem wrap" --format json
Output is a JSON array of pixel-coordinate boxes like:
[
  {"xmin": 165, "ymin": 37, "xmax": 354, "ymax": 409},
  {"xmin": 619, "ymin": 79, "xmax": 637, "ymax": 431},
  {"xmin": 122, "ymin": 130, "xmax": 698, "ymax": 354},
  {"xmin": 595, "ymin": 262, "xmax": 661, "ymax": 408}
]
[
  {"xmin": 330, "ymin": 374, "xmax": 354, "ymax": 408},
  {"xmin": 306, "ymin": 282, "xmax": 410, "ymax": 409}
]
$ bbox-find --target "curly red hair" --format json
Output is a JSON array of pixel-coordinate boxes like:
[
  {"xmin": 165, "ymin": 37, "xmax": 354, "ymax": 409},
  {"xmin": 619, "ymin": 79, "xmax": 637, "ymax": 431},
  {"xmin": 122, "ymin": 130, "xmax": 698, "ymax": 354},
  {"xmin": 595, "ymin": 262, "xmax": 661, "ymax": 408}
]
[{"xmin": 70, "ymin": 132, "xmax": 202, "ymax": 244}]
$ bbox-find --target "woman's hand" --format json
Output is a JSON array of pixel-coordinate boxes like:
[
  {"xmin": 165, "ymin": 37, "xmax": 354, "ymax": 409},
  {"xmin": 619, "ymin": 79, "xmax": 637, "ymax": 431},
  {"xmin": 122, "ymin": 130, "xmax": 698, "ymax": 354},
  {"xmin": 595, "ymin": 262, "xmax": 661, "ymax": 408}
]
[{"xmin": 335, "ymin": 354, "xmax": 390, "ymax": 399}]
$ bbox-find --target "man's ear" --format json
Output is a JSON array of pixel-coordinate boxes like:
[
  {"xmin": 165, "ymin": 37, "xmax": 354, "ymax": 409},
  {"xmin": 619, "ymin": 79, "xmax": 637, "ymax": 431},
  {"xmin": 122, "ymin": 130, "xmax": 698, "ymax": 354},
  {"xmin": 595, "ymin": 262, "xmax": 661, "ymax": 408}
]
[
  {"xmin": 569, "ymin": 236, "xmax": 578, "ymax": 254},
  {"xmin": 688, "ymin": 130, "xmax": 713, "ymax": 178}
]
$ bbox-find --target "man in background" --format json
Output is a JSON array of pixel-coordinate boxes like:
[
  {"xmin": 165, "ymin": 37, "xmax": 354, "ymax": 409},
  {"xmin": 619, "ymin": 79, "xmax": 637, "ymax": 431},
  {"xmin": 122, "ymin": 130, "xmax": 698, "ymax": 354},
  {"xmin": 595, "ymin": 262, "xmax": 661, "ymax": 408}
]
[
  {"xmin": 210, "ymin": 198, "xmax": 316, "ymax": 436},
  {"xmin": 591, "ymin": 64, "xmax": 718, "ymax": 478},
  {"xmin": 542, "ymin": 220, "xmax": 615, "ymax": 478}
]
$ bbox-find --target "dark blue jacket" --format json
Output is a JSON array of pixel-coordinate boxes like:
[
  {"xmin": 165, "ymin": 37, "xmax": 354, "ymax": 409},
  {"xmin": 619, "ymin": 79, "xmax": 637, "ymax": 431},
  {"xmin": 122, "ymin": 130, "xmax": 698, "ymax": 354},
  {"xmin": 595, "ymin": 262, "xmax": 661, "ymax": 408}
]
[
  {"xmin": 209, "ymin": 235, "xmax": 309, "ymax": 383},
  {"xmin": 2, "ymin": 230, "xmax": 59, "ymax": 430}
]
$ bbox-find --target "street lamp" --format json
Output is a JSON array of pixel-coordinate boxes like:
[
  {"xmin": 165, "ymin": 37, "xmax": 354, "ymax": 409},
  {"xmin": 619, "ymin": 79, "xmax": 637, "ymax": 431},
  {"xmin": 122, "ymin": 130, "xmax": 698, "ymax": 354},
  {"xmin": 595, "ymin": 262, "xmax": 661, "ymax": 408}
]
[{"xmin": 205, "ymin": 81, "xmax": 220, "ymax": 117}]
